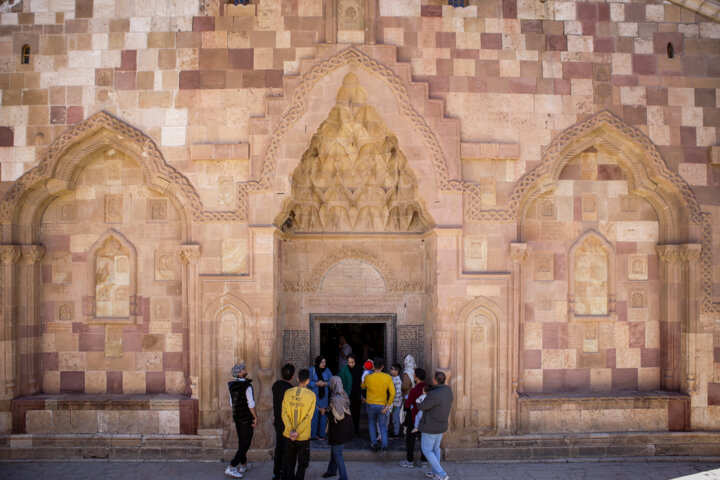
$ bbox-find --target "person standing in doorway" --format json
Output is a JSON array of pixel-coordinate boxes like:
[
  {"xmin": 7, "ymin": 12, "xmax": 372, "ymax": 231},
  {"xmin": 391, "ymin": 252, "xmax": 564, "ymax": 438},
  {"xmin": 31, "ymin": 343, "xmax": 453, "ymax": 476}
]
[
  {"xmin": 337, "ymin": 335, "xmax": 352, "ymax": 370},
  {"xmin": 341, "ymin": 354, "xmax": 362, "ymax": 434},
  {"xmin": 281, "ymin": 369, "xmax": 316, "ymax": 480},
  {"xmin": 321, "ymin": 376, "xmax": 354, "ymax": 480},
  {"xmin": 388, "ymin": 363, "xmax": 404, "ymax": 437},
  {"xmin": 309, "ymin": 355, "xmax": 332, "ymax": 440},
  {"xmin": 361, "ymin": 357, "xmax": 395, "ymax": 457},
  {"xmin": 225, "ymin": 363, "xmax": 257, "ymax": 478},
  {"xmin": 419, "ymin": 371, "xmax": 453, "ymax": 480},
  {"xmin": 272, "ymin": 363, "xmax": 295, "ymax": 480}
]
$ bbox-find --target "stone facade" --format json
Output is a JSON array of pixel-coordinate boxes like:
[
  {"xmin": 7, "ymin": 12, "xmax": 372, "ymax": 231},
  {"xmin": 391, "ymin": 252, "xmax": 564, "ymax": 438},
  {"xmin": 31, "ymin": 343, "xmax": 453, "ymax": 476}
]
[{"xmin": 0, "ymin": 0, "xmax": 720, "ymax": 457}]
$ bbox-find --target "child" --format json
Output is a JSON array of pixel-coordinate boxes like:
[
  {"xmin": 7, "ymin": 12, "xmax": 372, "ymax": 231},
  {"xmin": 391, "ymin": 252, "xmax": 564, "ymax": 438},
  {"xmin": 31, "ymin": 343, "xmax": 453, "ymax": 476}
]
[
  {"xmin": 361, "ymin": 360, "xmax": 374, "ymax": 383},
  {"xmin": 388, "ymin": 363, "xmax": 403, "ymax": 437},
  {"xmin": 411, "ymin": 384, "xmax": 429, "ymax": 433}
]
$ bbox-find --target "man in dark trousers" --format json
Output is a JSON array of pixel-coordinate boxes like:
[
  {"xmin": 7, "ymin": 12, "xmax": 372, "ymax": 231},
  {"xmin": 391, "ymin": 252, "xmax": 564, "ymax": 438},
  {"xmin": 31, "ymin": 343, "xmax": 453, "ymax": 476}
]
[
  {"xmin": 272, "ymin": 363, "xmax": 295, "ymax": 480},
  {"xmin": 418, "ymin": 371, "xmax": 453, "ymax": 480},
  {"xmin": 282, "ymin": 368, "xmax": 316, "ymax": 480},
  {"xmin": 226, "ymin": 363, "xmax": 257, "ymax": 478}
]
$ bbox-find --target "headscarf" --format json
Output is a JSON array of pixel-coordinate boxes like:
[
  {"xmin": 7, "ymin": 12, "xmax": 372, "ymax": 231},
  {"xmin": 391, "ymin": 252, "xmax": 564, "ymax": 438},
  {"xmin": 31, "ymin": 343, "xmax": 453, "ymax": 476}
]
[
  {"xmin": 347, "ymin": 353, "xmax": 363, "ymax": 398},
  {"xmin": 314, "ymin": 355, "xmax": 327, "ymax": 399},
  {"xmin": 328, "ymin": 376, "xmax": 350, "ymax": 421},
  {"xmin": 403, "ymin": 354, "xmax": 416, "ymax": 388}
]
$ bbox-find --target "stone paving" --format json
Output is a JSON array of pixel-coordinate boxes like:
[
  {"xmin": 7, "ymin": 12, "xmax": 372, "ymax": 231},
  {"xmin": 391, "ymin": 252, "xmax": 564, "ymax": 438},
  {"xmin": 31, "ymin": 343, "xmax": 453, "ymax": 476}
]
[{"xmin": 1, "ymin": 459, "xmax": 720, "ymax": 480}]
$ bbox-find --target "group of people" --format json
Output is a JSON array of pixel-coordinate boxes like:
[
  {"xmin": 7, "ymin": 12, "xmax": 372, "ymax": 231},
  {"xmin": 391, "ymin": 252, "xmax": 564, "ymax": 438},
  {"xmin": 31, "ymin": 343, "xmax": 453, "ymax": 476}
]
[{"xmin": 224, "ymin": 351, "xmax": 453, "ymax": 480}]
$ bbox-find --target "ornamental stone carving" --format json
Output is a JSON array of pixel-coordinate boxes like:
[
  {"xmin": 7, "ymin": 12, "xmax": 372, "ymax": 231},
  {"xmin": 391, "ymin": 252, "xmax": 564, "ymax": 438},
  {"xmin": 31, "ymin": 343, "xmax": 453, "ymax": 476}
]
[{"xmin": 276, "ymin": 73, "xmax": 432, "ymax": 233}]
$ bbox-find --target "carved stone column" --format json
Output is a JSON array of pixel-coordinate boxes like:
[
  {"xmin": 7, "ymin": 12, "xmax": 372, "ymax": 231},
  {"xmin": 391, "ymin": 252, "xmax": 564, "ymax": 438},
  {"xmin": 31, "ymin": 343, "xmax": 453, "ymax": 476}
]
[
  {"xmin": 656, "ymin": 244, "xmax": 682, "ymax": 392},
  {"xmin": 509, "ymin": 243, "xmax": 527, "ymax": 434},
  {"xmin": 180, "ymin": 244, "xmax": 201, "ymax": 399},
  {"xmin": 0, "ymin": 246, "xmax": 21, "ymax": 400},
  {"xmin": 19, "ymin": 245, "xmax": 44, "ymax": 396},
  {"xmin": 681, "ymin": 244, "xmax": 702, "ymax": 393}
]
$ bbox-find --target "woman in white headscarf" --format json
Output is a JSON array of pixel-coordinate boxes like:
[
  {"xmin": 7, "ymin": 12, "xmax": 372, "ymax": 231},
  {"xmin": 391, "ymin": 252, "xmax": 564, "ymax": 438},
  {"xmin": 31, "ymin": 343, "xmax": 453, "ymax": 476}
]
[
  {"xmin": 322, "ymin": 376, "xmax": 353, "ymax": 480},
  {"xmin": 399, "ymin": 354, "xmax": 416, "ymax": 437}
]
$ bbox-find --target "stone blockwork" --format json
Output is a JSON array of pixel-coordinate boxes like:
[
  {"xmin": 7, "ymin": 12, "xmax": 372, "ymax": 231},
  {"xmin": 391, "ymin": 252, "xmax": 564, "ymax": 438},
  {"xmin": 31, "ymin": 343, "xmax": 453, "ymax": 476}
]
[{"xmin": 0, "ymin": 0, "xmax": 719, "ymax": 460}]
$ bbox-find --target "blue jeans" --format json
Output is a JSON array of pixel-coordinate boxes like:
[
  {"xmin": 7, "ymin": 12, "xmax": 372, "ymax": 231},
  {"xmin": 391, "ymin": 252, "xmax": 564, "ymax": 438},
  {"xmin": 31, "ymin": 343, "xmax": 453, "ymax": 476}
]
[
  {"xmin": 367, "ymin": 403, "xmax": 388, "ymax": 448},
  {"xmin": 311, "ymin": 407, "xmax": 328, "ymax": 439},
  {"xmin": 421, "ymin": 432, "xmax": 446, "ymax": 477},
  {"xmin": 325, "ymin": 444, "xmax": 348, "ymax": 480},
  {"xmin": 390, "ymin": 405, "xmax": 402, "ymax": 435}
]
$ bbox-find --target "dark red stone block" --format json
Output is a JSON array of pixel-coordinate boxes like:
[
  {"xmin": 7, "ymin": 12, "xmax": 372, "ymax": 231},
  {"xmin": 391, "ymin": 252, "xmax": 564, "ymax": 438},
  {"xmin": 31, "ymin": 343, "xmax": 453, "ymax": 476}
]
[
  {"xmin": 179, "ymin": 70, "xmax": 201, "ymax": 90},
  {"xmin": 163, "ymin": 352, "xmax": 184, "ymax": 371},
  {"xmin": 623, "ymin": 105, "xmax": 647, "ymax": 125},
  {"xmin": 146, "ymin": 371, "xmax": 166, "ymax": 394},
  {"xmin": 597, "ymin": 164, "xmax": 622, "ymax": 180},
  {"xmin": 714, "ymin": 347, "xmax": 720, "ymax": 363},
  {"xmin": 624, "ymin": 4, "xmax": 645, "ymax": 22},
  {"xmin": 0, "ymin": 126, "xmax": 13, "ymax": 146},
  {"xmin": 646, "ymin": 87, "xmax": 668, "ymax": 106},
  {"xmin": 502, "ymin": 0, "xmax": 517, "ymax": 19},
  {"xmin": 563, "ymin": 62, "xmax": 592, "ymax": 79},
  {"xmin": 67, "ymin": 106, "xmax": 83, "ymax": 124},
  {"xmin": 79, "ymin": 332, "xmax": 104, "ymax": 352},
  {"xmin": 683, "ymin": 56, "xmax": 705, "ymax": 77},
  {"xmin": 117, "ymin": 50, "xmax": 137, "ymax": 71},
  {"xmin": 628, "ymin": 322, "xmax": 645, "ymax": 348},
  {"xmin": 654, "ymin": 32, "xmax": 683, "ymax": 56},
  {"xmin": 228, "ymin": 48, "xmax": 253, "ymax": 70},
  {"xmin": 597, "ymin": 3, "xmax": 610, "ymax": 21},
  {"xmin": 576, "ymin": 2, "xmax": 596, "ymax": 21},
  {"xmin": 50, "ymin": 106, "xmax": 66, "ymax": 125},
  {"xmin": 594, "ymin": 37, "xmax": 614, "ymax": 53},
  {"xmin": 192, "ymin": 16, "xmax": 215, "ymax": 32},
  {"xmin": 708, "ymin": 56, "xmax": 720, "ymax": 77},
  {"xmin": 43, "ymin": 352, "xmax": 59, "ymax": 371},
  {"xmin": 668, "ymin": 396, "xmax": 689, "ymax": 431},
  {"xmin": 632, "ymin": 54, "xmax": 656, "ymax": 75},
  {"xmin": 114, "ymin": 71, "xmax": 136, "ymax": 90},
  {"xmin": 546, "ymin": 35, "xmax": 566, "ymax": 51},
  {"xmin": 606, "ymin": 349, "xmax": 616, "ymax": 369},
  {"xmin": 611, "ymin": 368, "xmax": 638, "ymax": 390},
  {"xmin": 641, "ymin": 348, "xmax": 660, "ymax": 368},
  {"xmin": 680, "ymin": 126, "xmax": 696, "ymax": 146},
  {"xmin": 75, "ymin": 0, "xmax": 93, "ymax": 19},
  {"xmin": 542, "ymin": 369, "xmax": 566, "ymax": 392},
  {"xmin": 421, "ymin": 5, "xmax": 442, "ymax": 17},
  {"xmin": 565, "ymin": 369, "xmax": 590, "ymax": 391},
  {"xmin": 60, "ymin": 371, "xmax": 85, "ymax": 393},
  {"xmin": 481, "ymin": 33, "xmax": 502, "ymax": 50},
  {"xmin": 523, "ymin": 350, "xmax": 541, "ymax": 369},
  {"xmin": 107, "ymin": 371, "xmax": 122, "ymax": 393}
]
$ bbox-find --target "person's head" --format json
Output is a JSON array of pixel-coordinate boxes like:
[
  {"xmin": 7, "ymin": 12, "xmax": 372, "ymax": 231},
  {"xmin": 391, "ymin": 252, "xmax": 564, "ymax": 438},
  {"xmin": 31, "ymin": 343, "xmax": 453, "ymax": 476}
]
[
  {"xmin": 347, "ymin": 354, "xmax": 357, "ymax": 369},
  {"xmin": 315, "ymin": 355, "xmax": 326, "ymax": 370},
  {"xmin": 281, "ymin": 363, "xmax": 295, "ymax": 382},
  {"xmin": 403, "ymin": 354, "xmax": 416, "ymax": 370},
  {"xmin": 339, "ymin": 335, "xmax": 347, "ymax": 346},
  {"xmin": 231, "ymin": 362, "xmax": 247, "ymax": 379},
  {"xmin": 434, "ymin": 371, "xmax": 446, "ymax": 385},
  {"xmin": 414, "ymin": 368, "xmax": 426, "ymax": 383},
  {"xmin": 364, "ymin": 360, "xmax": 374, "ymax": 371},
  {"xmin": 329, "ymin": 376, "xmax": 344, "ymax": 394},
  {"xmin": 390, "ymin": 363, "xmax": 402, "ymax": 376},
  {"xmin": 297, "ymin": 369, "xmax": 310, "ymax": 386},
  {"xmin": 373, "ymin": 357, "xmax": 384, "ymax": 372},
  {"xmin": 423, "ymin": 384, "xmax": 430, "ymax": 393}
]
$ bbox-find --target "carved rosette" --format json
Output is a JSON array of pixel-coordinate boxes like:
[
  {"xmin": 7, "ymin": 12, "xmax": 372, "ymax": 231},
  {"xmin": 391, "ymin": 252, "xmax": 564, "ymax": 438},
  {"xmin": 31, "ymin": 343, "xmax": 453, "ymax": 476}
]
[
  {"xmin": 509, "ymin": 243, "xmax": 528, "ymax": 265},
  {"xmin": 21, "ymin": 245, "xmax": 45, "ymax": 265},
  {"xmin": 656, "ymin": 244, "xmax": 682, "ymax": 263},
  {"xmin": 180, "ymin": 244, "xmax": 201, "ymax": 265}
]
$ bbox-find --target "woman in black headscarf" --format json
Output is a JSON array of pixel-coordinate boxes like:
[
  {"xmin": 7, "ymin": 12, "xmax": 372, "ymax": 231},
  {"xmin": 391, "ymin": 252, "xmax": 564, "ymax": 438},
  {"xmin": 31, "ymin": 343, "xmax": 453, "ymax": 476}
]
[
  {"xmin": 345, "ymin": 353, "xmax": 363, "ymax": 434},
  {"xmin": 309, "ymin": 355, "xmax": 332, "ymax": 440}
]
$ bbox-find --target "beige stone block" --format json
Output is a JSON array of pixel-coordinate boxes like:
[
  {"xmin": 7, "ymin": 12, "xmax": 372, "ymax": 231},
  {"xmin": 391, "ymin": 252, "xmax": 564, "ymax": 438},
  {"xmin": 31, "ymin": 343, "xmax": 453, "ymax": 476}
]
[
  {"xmin": 117, "ymin": 411, "xmax": 139, "ymax": 433},
  {"xmin": 463, "ymin": 236, "xmax": 487, "ymax": 272},
  {"xmin": 466, "ymin": 284, "xmax": 502, "ymax": 297},
  {"xmin": 59, "ymin": 351, "xmax": 86, "ymax": 371},
  {"xmin": 26, "ymin": 410, "xmax": 53, "ymax": 434},
  {"xmin": 70, "ymin": 234, "xmax": 98, "ymax": 252},
  {"xmin": 590, "ymin": 368, "xmax": 612, "ymax": 391},
  {"xmin": 159, "ymin": 411, "xmax": 180, "ymax": 434},
  {"xmin": 614, "ymin": 322, "xmax": 630, "ymax": 348},
  {"xmin": 85, "ymin": 371, "xmax": 106, "ymax": 393},
  {"xmin": 679, "ymin": 163, "xmax": 707, "ymax": 186},
  {"xmin": 668, "ymin": 87, "xmax": 695, "ymax": 107},
  {"xmin": 619, "ymin": 86, "xmax": 645, "ymax": 105},
  {"xmin": 137, "ymin": 410, "xmax": 159, "ymax": 434},
  {"xmin": 98, "ymin": 411, "xmax": 119, "ymax": 434},
  {"xmin": 616, "ymin": 221, "xmax": 659, "ymax": 242},
  {"xmin": 71, "ymin": 410, "xmax": 98, "ymax": 434},
  {"xmin": 379, "ymin": 0, "xmax": 420, "ymax": 17},
  {"xmin": 524, "ymin": 322, "xmax": 542, "ymax": 350},
  {"xmin": 522, "ymin": 369, "xmax": 542, "ymax": 392},
  {"xmin": 43, "ymin": 371, "xmax": 60, "ymax": 394},
  {"xmin": 222, "ymin": 238, "xmax": 248, "ymax": 274},
  {"xmin": 165, "ymin": 333, "xmax": 183, "ymax": 352},
  {"xmin": 136, "ymin": 352, "xmax": 163, "ymax": 371},
  {"xmin": 649, "ymin": 125, "xmax": 670, "ymax": 146},
  {"xmin": 0, "ymin": 412, "xmax": 11, "ymax": 434},
  {"xmin": 616, "ymin": 347, "xmax": 641, "ymax": 368},
  {"xmin": 453, "ymin": 58, "xmax": 475, "ymax": 77},
  {"xmin": 166, "ymin": 371, "xmax": 186, "ymax": 394},
  {"xmin": 645, "ymin": 321, "xmax": 660, "ymax": 348},
  {"xmin": 123, "ymin": 370, "xmax": 146, "ymax": 394},
  {"xmin": 638, "ymin": 367, "xmax": 660, "ymax": 390}
]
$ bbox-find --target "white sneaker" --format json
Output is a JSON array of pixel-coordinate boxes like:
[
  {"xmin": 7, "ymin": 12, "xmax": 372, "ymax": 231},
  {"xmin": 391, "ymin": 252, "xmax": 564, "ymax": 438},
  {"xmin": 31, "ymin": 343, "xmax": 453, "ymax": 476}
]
[
  {"xmin": 238, "ymin": 463, "xmax": 252, "ymax": 473},
  {"xmin": 435, "ymin": 475, "xmax": 449, "ymax": 480},
  {"xmin": 225, "ymin": 466, "xmax": 243, "ymax": 478},
  {"xmin": 399, "ymin": 460, "xmax": 414, "ymax": 468},
  {"xmin": 424, "ymin": 470, "xmax": 435, "ymax": 478}
]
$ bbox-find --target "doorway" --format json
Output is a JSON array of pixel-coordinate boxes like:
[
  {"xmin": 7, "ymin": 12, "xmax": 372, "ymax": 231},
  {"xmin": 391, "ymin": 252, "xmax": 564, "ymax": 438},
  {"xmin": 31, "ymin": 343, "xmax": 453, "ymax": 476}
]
[{"xmin": 310, "ymin": 314, "xmax": 395, "ymax": 376}]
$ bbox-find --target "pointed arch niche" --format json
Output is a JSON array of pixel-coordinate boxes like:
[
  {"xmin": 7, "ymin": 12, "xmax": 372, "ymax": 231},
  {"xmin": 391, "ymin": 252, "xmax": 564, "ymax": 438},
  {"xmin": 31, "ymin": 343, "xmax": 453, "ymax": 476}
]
[{"xmin": 515, "ymin": 112, "xmax": 702, "ymax": 410}]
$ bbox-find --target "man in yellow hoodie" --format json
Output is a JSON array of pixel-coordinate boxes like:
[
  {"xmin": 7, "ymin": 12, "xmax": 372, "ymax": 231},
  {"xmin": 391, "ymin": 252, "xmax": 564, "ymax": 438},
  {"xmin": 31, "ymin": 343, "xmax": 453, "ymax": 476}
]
[
  {"xmin": 361, "ymin": 357, "xmax": 395, "ymax": 457},
  {"xmin": 281, "ymin": 368, "xmax": 316, "ymax": 480}
]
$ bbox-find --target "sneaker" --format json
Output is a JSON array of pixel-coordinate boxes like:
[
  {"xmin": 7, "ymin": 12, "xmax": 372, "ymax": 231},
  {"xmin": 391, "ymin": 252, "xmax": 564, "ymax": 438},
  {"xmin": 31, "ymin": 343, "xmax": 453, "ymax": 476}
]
[
  {"xmin": 399, "ymin": 460, "xmax": 414, "ymax": 468},
  {"xmin": 379, "ymin": 448, "xmax": 388, "ymax": 458},
  {"xmin": 238, "ymin": 464, "xmax": 251, "ymax": 473},
  {"xmin": 224, "ymin": 466, "xmax": 243, "ymax": 478},
  {"xmin": 370, "ymin": 443, "xmax": 379, "ymax": 452},
  {"xmin": 435, "ymin": 475, "xmax": 449, "ymax": 480},
  {"xmin": 415, "ymin": 461, "xmax": 428, "ymax": 468},
  {"xmin": 424, "ymin": 470, "xmax": 435, "ymax": 478}
]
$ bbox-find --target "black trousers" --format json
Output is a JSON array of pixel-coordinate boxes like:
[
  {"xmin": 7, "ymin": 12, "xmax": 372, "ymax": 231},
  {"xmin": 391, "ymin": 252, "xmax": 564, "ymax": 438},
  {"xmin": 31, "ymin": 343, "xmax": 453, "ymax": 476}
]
[
  {"xmin": 273, "ymin": 422, "xmax": 285, "ymax": 478},
  {"xmin": 231, "ymin": 420, "xmax": 254, "ymax": 467},
  {"xmin": 405, "ymin": 429, "xmax": 426, "ymax": 463},
  {"xmin": 349, "ymin": 397, "xmax": 361, "ymax": 434},
  {"xmin": 282, "ymin": 437, "xmax": 310, "ymax": 480}
]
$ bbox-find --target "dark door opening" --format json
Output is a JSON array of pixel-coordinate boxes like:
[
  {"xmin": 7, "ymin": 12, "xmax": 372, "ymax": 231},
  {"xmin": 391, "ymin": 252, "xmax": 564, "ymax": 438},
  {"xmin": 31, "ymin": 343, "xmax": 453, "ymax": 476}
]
[{"xmin": 319, "ymin": 322, "xmax": 386, "ymax": 374}]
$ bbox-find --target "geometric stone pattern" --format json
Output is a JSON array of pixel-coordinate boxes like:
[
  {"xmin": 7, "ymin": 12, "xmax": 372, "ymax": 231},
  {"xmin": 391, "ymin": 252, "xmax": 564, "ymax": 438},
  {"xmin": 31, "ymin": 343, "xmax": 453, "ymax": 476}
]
[
  {"xmin": 282, "ymin": 330, "xmax": 310, "ymax": 371},
  {"xmin": 397, "ymin": 325, "xmax": 425, "ymax": 369}
]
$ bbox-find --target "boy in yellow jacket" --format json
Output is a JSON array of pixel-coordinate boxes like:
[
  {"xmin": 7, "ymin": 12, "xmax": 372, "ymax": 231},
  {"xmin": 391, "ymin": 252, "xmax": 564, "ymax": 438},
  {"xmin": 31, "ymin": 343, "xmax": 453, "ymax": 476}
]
[
  {"xmin": 281, "ymin": 368, "xmax": 316, "ymax": 480},
  {"xmin": 361, "ymin": 357, "xmax": 395, "ymax": 456}
]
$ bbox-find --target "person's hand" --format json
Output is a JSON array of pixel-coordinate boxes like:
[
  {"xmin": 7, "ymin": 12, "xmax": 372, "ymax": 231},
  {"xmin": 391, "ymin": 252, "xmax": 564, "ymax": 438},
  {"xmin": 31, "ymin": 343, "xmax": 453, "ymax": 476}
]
[
  {"xmin": 252, "ymin": 417, "xmax": 257, "ymax": 428},
  {"xmin": 290, "ymin": 431, "xmax": 298, "ymax": 441},
  {"xmin": 382, "ymin": 406, "xmax": 389, "ymax": 414},
  {"xmin": 319, "ymin": 408, "xmax": 326, "ymax": 414}
]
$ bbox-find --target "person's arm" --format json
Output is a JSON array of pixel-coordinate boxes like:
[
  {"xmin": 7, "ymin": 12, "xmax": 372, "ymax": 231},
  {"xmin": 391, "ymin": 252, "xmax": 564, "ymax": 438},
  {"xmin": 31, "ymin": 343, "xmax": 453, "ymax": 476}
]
[
  {"xmin": 282, "ymin": 390, "xmax": 293, "ymax": 433},
  {"xmin": 401, "ymin": 373, "xmax": 412, "ymax": 395},
  {"xmin": 308, "ymin": 367, "xmax": 318, "ymax": 388},
  {"xmin": 361, "ymin": 373, "xmax": 367, "ymax": 390},
  {"xmin": 417, "ymin": 391, "xmax": 438, "ymax": 412},
  {"xmin": 383, "ymin": 376, "xmax": 395, "ymax": 413},
  {"xmin": 247, "ymin": 385, "xmax": 258, "ymax": 428}
]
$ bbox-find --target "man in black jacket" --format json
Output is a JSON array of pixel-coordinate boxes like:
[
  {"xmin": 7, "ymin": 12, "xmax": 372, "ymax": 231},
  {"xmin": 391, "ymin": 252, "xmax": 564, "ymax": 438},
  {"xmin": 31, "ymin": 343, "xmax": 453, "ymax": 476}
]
[
  {"xmin": 418, "ymin": 371, "xmax": 453, "ymax": 480},
  {"xmin": 272, "ymin": 364, "xmax": 295, "ymax": 480},
  {"xmin": 226, "ymin": 363, "xmax": 257, "ymax": 478}
]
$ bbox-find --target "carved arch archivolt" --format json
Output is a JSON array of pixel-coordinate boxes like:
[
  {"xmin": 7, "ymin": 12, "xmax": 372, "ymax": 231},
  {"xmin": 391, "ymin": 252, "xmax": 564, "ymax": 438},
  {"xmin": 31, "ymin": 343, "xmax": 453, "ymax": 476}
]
[
  {"xmin": 283, "ymin": 247, "xmax": 423, "ymax": 293},
  {"xmin": 0, "ymin": 111, "xmax": 226, "ymax": 242}
]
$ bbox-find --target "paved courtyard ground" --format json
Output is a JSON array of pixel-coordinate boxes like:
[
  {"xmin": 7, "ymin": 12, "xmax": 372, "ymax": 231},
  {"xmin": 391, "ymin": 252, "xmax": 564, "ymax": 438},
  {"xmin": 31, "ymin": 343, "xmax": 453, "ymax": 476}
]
[{"xmin": 1, "ymin": 459, "xmax": 719, "ymax": 480}]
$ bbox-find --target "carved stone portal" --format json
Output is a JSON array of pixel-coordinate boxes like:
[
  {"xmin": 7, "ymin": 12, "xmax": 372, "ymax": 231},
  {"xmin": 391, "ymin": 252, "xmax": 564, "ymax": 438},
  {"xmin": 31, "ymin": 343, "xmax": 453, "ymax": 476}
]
[{"xmin": 276, "ymin": 73, "xmax": 432, "ymax": 233}]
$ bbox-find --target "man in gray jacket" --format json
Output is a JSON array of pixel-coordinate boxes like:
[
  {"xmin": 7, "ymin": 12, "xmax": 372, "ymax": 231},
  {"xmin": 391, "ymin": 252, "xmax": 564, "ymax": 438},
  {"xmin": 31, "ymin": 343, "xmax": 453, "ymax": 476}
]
[{"xmin": 418, "ymin": 371, "xmax": 453, "ymax": 480}]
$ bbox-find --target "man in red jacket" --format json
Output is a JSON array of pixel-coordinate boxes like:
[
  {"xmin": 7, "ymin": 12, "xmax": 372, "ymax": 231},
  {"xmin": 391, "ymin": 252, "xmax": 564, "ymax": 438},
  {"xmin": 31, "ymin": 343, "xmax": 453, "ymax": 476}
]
[{"xmin": 399, "ymin": 368, "xmax": 427, "ymax": 468}]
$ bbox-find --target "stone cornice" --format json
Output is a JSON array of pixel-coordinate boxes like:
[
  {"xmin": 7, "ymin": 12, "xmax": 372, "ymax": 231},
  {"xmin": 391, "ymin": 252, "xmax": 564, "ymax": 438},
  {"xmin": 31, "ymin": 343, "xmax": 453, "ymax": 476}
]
[{"xmin": 668, "ymin": 0, "xmax": 720, "ymax": 22}]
